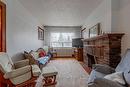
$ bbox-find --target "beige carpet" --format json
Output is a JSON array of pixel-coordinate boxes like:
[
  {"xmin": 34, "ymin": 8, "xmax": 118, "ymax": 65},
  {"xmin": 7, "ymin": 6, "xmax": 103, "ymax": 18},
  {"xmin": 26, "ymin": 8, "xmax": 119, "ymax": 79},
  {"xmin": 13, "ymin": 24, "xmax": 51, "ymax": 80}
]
[{"xmin": 36, "ymin": 59, "xmax": 89, "ymax": 87}]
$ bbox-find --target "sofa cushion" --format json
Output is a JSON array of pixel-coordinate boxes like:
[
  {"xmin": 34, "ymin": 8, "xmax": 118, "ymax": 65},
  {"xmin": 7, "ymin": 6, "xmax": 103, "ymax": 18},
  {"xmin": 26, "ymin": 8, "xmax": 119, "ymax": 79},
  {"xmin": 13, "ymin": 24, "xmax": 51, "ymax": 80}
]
[
  {"xmin": 30, "ymin": 51, "xmax": 39, "ymax": 60},
  {"xmin": 24, "ymin": 51, "xmax": 36, "ymax": 64},
  {"xmin": 104, "ymin": 72, "xmax": 126, "ymax": 85},
  {"xmin": 42, "ymin": 66, "xmax": 58, "ymax": 77},
  {"xmin": 115, "ymin": 49, "xmax": 130, "ymax": 85},
  {"xmin": 10, "ymin": 71, "xmax": 32, "ymax": 85},
  {"xmin": 93, "ymin": 64, "xmax": 115, "ymax": 74},
  {"xmin": 4, "ymin": 65, "xmax": 31, "ymax": 79},
  {"xmin": 39, "ymin": 51, "xmax": 46, "ymax": 57},
  {"xmin": 89, "ymin": 78, "xmax": 126, "ymax": 87}
]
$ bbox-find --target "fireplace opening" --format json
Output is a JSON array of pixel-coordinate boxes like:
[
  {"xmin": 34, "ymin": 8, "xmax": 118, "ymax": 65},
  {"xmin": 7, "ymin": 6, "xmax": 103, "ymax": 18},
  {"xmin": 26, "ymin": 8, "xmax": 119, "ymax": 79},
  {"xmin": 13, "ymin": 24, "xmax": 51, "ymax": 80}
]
[{"xmin": 87, "ymin": 54, "xmax": 97, "ymax": 68}]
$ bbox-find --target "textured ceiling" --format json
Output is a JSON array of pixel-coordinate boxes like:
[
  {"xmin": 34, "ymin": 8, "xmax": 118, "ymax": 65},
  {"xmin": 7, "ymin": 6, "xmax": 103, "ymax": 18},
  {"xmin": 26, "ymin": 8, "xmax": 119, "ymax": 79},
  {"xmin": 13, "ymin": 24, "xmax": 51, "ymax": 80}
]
[{"xmin": 19, "ymin": 0, "xmax": 103, "ymax": 26}]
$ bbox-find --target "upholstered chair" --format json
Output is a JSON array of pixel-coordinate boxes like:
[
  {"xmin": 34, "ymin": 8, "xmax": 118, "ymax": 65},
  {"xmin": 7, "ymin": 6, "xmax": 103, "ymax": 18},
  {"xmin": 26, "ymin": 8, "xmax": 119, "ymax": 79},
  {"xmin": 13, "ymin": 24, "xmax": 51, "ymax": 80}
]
[
  {"xmin": 88, "ymin": 49, "xmax": 130, "ymax": 87},
  {"xmin": 0, "ymin": 52, "xmax": 41, "ymax": 87}
]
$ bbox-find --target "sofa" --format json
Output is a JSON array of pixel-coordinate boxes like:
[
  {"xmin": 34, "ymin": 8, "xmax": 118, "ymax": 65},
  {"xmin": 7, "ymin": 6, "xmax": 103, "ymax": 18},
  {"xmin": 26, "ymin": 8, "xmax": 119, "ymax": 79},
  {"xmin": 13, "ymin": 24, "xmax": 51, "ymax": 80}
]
[
  {"xmin": 88, "ymin": 49, "xmax": 130, "ymax": 87},
  {"xmin": 24, "ymin": 48, "xmax": 52, "ymax": 69}
]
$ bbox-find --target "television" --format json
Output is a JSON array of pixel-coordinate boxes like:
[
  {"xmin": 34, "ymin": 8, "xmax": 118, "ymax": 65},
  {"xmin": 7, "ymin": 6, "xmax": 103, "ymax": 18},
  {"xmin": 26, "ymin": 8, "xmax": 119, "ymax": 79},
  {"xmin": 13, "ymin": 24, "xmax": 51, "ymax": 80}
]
[{"xmin": 72, "ymin": 38, "xmax": 83, "ymax": 48}]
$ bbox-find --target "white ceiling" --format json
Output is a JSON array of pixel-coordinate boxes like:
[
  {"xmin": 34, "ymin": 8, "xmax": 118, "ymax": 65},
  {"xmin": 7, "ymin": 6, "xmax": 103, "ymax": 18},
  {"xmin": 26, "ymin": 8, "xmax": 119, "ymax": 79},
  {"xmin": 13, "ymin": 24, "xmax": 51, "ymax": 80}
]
[{"xmin": 19, "ymin": 0, "xmax": 103, "ymax": 26}]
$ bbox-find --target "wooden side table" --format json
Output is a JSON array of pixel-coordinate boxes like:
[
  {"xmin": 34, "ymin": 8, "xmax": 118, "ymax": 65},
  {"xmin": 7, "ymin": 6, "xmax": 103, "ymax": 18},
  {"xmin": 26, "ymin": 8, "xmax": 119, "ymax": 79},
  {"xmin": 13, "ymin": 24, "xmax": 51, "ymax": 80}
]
[{"xmin": 74, "ymin": 48, "xmax": 83, "ymax": 61}]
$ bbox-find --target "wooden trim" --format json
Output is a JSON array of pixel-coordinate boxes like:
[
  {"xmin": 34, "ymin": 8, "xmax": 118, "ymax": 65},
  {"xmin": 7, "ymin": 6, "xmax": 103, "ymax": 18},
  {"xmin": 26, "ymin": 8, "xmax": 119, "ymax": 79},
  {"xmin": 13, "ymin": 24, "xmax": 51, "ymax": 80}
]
[
  {"xmin": 82, "ymin": 33, "xmax": 125, "ymax": 42},
  {"xmin": 81, "ymin": 28, "xmax": 86, "ymax": 38},
  {"xmin": 0, "ymin": 1, "xmax": 6, "ymax": 52}
]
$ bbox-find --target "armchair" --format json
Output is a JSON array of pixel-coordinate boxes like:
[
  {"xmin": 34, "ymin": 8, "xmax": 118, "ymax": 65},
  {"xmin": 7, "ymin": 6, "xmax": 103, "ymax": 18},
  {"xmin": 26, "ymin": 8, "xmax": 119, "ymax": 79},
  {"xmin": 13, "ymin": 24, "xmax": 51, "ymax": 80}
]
[
  {"xmin": 0, "ymin": 52, "xmax": 41, "ymax": 87},
  {"xmin": 88, "ymin": 49, "xmax": 130, "ymax": 87}
]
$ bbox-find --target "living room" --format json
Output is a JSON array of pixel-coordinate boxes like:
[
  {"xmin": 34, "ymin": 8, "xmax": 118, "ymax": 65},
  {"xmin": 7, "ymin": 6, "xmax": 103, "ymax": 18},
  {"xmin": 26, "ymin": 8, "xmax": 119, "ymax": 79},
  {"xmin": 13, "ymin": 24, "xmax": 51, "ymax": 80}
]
[{"xmin": 0, "ymin": 0, "xmax": 130, "ymax": 87}]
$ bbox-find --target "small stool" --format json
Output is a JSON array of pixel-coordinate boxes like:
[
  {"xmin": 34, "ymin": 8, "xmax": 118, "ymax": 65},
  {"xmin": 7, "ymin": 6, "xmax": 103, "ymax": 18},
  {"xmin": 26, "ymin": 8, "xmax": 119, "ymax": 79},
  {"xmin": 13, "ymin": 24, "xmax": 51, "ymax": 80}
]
[{"xmin": 42, "ymin": 67, "xmax": 58, "ymax": 86}]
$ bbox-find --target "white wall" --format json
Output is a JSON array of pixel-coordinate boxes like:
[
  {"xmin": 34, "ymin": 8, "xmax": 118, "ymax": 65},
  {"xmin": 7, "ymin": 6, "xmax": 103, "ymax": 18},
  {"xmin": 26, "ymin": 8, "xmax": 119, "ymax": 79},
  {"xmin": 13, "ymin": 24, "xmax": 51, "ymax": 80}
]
[
  {"xmin": 44, "ymin": 26, "xmax": 81, "ymax": 46},
  {"xmin": 111, "ymin": 0, "xmax": 120, "ymax": 32},
  {"xmin": 115, "ymin": 0, "xmax": 130, "ymax": 54},
  {"xmin": 82, "ymin": 0, "xmax": 130, "ymax": 54},
  {"xmin": 82, "ymin": 0, "xmax": 112, "ymax": 34},
  {"xmin": 2, "ymin": 0, "xmax": 44, "ymax": 61}
]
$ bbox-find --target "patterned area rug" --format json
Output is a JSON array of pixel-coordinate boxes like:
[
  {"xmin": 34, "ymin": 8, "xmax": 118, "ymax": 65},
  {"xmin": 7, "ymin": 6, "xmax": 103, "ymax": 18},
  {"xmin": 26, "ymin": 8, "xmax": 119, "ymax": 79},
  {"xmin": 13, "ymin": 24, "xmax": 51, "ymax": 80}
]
[{"xmin": 36, "ymin": 59, "xmax": 89, "ymax": 87}]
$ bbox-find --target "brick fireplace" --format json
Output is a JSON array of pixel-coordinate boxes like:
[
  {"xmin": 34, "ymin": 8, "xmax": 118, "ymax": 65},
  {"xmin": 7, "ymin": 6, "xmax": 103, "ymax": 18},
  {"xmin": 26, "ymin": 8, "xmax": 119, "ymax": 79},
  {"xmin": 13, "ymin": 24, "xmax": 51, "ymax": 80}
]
[{"xmin": 83, "ymin": 33, "xmax": 124, "ymax": 68}]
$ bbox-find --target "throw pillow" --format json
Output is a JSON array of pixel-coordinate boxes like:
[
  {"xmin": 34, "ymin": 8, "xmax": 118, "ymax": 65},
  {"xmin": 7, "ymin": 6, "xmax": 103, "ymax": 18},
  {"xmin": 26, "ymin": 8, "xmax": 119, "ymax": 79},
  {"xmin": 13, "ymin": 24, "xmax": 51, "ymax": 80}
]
[
  {"xmin": 24, "ymin": 51, "xmax": 36, "ymax": 64},
  {"xmin": 104, "ymin": 72, "xmax": 126, "ymax": 85},
  {"xmin": 30, "ymin": 51, "xmax": 39, "ymax": 59},
  {"xmin": 39, "ymin": 51, "xmax": 46, "ymax": 57},
  {"xmin": 42, "ymin": 46, "xmax": 49, "ymax": 53},
  {"xmin": 24, "ymin": 51, "xmax": 29, "ymax": 59}
]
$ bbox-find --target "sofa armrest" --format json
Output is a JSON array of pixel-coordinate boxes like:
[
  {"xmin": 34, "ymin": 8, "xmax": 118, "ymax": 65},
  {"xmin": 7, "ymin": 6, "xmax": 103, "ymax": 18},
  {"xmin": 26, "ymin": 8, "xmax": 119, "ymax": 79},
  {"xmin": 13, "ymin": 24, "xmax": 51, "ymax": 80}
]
[
  {"xmin": 88, "ymin": 78, "xmax": 125, "ymax": 87},
  {"xmin": 14, "ymin": 59, "xmax": 30, "ymax": 69},
  {"xmin": 4, "ymin": 65, "xmax": 31, "ymax": 79},
  {"xmin": 92, "ymin": 64, "xmax": 115, "ymax": 74}
]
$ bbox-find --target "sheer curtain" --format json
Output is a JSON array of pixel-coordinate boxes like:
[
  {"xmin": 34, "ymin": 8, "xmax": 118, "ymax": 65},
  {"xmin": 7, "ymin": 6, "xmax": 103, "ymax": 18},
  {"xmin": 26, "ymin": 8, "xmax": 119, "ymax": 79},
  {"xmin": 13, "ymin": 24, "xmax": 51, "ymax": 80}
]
[{"xmin": 50, "ymin": 32, "xmax": 75, "ymax": 47}]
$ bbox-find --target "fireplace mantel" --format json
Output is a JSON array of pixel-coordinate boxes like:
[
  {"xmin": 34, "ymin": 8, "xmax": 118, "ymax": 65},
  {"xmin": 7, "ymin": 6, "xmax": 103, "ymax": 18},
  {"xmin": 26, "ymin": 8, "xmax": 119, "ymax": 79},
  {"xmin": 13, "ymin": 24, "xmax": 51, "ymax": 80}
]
[{"xmin": 83, "ymin": 33, "xmax": 124, "ymax": 68}]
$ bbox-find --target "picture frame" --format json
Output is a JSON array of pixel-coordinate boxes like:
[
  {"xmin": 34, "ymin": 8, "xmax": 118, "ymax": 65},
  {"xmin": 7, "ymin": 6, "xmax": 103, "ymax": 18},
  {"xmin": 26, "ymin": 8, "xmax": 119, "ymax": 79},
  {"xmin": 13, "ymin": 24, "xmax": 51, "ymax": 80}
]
[
  {"xmin": 38, "ymin": 26, "xmax": 44, "ymax": 40},
  {"xmin": 89, "ymin": 23, "xmax": 100, "ymax": 38}
]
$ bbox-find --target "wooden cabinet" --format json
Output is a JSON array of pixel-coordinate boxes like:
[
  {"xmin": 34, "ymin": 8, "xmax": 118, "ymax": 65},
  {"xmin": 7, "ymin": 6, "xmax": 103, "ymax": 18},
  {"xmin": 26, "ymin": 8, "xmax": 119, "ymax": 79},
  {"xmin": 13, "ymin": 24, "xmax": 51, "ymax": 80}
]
[
  {"xmin": 83, "ymin": 33, "xmax": 124, "ymax": 68},
  {"xmin": 74, "ymin": 48, "xmax": 83, "ymax": 61}
]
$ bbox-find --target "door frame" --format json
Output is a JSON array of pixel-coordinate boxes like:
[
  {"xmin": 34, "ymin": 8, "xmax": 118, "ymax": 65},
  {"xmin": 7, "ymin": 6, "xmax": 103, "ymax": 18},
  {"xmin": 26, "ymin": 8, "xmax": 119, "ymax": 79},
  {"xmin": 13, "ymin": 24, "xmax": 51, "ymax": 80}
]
[{"xmin": 0, "ymin": 1, "xmax": 6, "ymax": 52}]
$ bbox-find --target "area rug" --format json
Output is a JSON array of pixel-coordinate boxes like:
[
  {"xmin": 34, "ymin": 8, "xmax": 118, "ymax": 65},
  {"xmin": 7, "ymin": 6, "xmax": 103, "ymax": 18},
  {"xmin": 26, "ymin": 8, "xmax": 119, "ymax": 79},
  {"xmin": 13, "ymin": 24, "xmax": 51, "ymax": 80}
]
[{"xmin": 36, "ymin": 59, "xmax": 89, "ymax": 87}]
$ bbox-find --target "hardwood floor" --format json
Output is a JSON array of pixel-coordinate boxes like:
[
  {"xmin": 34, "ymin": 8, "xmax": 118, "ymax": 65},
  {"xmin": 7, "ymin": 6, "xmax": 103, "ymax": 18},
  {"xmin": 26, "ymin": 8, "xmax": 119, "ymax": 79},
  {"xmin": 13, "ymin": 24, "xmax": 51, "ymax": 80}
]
[
  {"xmin": 36, "ymin": 58, "xmax": 89, "ymax": 87},
  {"xmin": 80, "ymin": 62, "xmax": 92, "ymax": 74}
]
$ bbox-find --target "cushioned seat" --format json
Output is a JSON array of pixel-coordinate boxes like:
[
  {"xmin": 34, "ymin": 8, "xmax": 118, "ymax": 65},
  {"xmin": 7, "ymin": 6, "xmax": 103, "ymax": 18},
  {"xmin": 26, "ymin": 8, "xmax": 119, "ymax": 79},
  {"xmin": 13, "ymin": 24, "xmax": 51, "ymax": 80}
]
[
  {"xmin": 42, "ymin": 66, "xmax": 58, "ymax": 77},
  {"xmin": 31, "ymin": 65, "xmax": 41, "ymax": 77},
  {"xmin": 87, "ymin": 70, "xmax": 106, "ymax": 83},
  {"xmin": 42, "ymin": 66, "xmax": 58, "ymax": 86}
]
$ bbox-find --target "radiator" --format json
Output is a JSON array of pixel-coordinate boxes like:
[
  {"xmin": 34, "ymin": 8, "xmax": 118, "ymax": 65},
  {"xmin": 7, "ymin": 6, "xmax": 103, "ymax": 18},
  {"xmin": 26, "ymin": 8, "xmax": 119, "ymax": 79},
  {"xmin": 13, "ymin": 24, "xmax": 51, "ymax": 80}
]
[{"xmin": 53, "ymin": 47, "xmax": 74, "ymax": 57}]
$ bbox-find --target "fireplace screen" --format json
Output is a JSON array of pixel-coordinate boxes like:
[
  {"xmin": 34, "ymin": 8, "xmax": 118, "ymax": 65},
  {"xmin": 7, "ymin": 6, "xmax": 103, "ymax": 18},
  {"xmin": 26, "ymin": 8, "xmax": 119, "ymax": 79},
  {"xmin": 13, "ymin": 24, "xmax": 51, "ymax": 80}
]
[{"xmin": 87, "ymin": 54, "xmax": 97, "ymax": 67}]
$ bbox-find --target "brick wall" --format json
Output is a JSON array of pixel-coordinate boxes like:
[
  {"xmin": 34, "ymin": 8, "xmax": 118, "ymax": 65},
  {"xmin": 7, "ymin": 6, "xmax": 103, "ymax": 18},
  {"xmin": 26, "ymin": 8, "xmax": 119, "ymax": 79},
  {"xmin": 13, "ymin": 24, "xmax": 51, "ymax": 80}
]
[{"xmin": 83, "ymin": 33, "xmax": 124, "ymax": 68}]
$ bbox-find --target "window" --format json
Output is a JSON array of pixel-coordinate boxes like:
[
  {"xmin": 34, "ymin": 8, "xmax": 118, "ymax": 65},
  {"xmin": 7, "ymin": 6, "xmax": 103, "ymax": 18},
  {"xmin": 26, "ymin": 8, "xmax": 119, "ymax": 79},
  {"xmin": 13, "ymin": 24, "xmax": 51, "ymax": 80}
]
[{"xmin": 50, "ymin": 33, "xmax": 75, "ymax": 47}]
